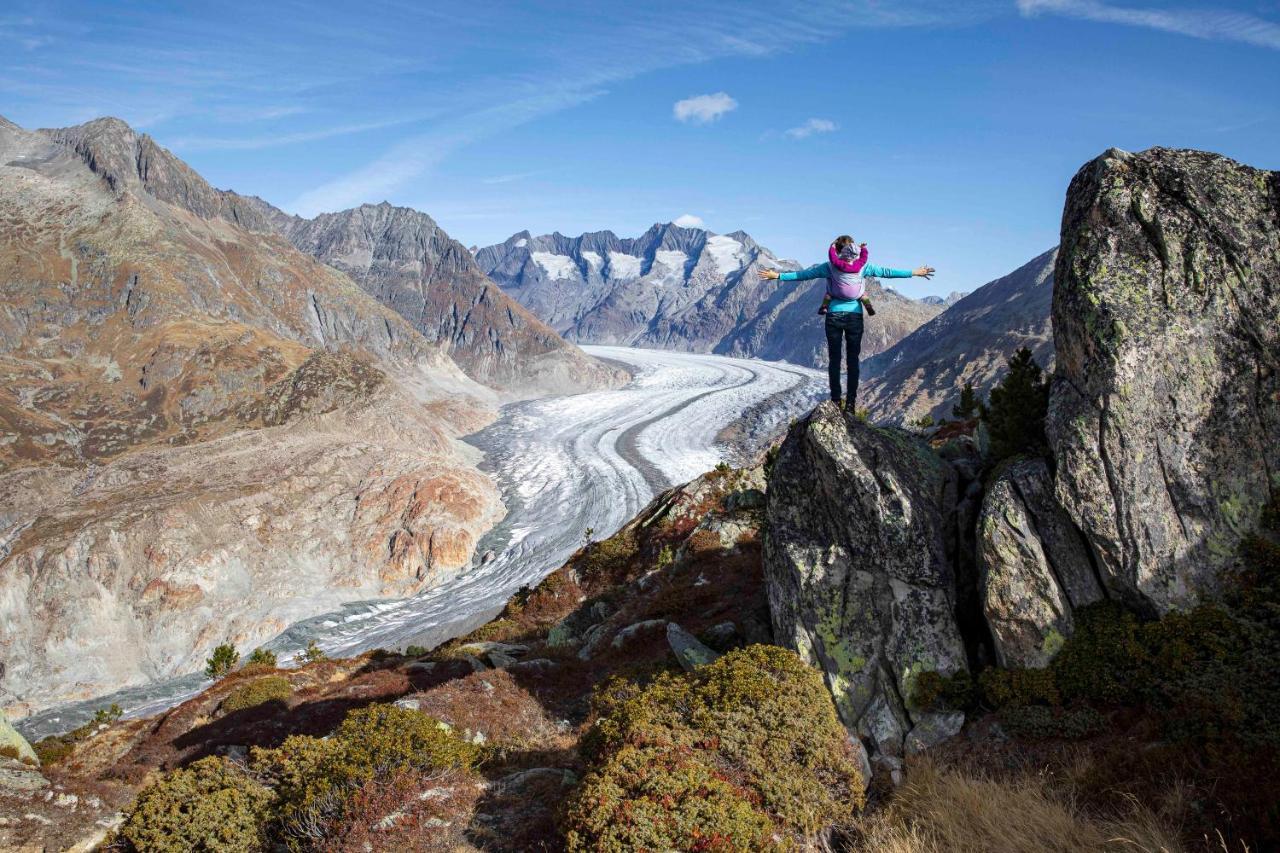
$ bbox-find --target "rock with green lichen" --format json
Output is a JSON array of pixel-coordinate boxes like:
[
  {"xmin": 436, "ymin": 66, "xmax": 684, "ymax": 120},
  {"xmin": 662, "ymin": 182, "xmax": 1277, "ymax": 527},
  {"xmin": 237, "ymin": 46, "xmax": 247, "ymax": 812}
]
[
  {"xmin": 978, "ymin": 458, "xmax": 1103, "ymax": 668},
  {"xmin": 764, "ymin": 401, "xmax": 968, "ymax": 758},
  {"xmin": 1050, "ymin": 146, "xmax": 1280, "ymax": 614},
  {"xmin": 0, "ymin": 709, "xmax": 38, "ymax": 767}
]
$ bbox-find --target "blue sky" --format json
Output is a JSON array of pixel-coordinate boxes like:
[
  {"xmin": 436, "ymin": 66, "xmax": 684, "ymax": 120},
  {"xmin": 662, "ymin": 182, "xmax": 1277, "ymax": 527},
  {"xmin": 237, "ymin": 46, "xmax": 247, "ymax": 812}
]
[{"xmin": 2, "ymin": 1, "xmax": 1278, "ymax": 296}]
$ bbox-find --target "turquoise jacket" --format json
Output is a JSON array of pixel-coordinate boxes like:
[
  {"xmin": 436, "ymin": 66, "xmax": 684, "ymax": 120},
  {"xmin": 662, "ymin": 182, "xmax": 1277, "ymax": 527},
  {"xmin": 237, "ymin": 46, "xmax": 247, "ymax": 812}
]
[{"xmin": 779, "ymin": 262, "xmax": 914, "ymax": 313}]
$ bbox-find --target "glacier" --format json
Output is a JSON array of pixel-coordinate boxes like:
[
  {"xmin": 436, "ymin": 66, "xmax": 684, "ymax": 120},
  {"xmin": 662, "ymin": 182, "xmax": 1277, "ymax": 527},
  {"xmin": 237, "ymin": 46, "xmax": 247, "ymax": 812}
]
[{"xmin": 17, "ymin": 347, "xmax": 823, "ymax": 739}]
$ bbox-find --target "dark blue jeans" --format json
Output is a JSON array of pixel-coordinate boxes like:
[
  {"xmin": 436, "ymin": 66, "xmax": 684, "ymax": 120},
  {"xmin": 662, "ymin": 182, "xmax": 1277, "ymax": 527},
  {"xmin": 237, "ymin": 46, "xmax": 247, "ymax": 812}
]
[{"xmin": 824, "ymin": 310, "xmax": 864, "ymax": 404}]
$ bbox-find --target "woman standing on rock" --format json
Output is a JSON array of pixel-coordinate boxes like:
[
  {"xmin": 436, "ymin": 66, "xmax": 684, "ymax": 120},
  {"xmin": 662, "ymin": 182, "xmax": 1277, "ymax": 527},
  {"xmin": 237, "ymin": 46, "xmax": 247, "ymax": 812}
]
[{"xmin": 759, "ymin": 250, "xmax": 934, "ymax": 409}]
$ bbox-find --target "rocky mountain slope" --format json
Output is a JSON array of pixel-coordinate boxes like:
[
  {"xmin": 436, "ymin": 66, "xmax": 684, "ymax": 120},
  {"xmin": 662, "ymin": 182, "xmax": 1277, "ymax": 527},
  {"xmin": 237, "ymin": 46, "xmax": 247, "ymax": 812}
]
[
  {"xmin": 859, "ymin": 248, "xmax": 1057, "ymax": 424},
  {"xmin": 264, "ymin": 203, "xmax": 622, "ymax": 396},
  {"xmin": 0, "ymin": 116, "xmax": 510, "ymax": 718},
  {"xmin": 477, "ymin": 224, "xmax": 943, "ymax": 367}
]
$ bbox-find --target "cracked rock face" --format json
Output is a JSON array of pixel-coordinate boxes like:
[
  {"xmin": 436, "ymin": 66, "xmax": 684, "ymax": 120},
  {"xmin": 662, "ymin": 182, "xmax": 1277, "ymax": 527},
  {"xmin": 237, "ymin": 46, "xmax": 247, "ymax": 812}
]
[
  {"xmin": 978, "ymin": 458, "xmax": 1103, "ymax": 668},
  {"xmin": 1049, "ymin": 147, "xmax": 1280, "ymax": 614},
  {"xmin": 764, "ymin": 402, "xmax": 968, "ymax": 757}
]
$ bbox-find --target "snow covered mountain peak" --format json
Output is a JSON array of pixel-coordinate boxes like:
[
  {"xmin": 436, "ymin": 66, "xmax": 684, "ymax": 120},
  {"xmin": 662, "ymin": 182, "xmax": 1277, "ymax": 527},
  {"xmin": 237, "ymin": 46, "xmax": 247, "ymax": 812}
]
[{"xmin": 475, "ymin": 224, "xmax": 942, "ymax": 366}]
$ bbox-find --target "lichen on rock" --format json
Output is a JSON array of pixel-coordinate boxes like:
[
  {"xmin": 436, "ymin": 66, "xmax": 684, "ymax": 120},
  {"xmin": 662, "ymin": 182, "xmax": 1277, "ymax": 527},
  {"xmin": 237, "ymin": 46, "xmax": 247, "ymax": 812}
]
[
  {"xmin": 1049, "ymin": 147, "xmax": 1280, "ymax": 614},
  {"xmin": 764, "ymin": 401, "xmax": 968, "ymax": 757}
]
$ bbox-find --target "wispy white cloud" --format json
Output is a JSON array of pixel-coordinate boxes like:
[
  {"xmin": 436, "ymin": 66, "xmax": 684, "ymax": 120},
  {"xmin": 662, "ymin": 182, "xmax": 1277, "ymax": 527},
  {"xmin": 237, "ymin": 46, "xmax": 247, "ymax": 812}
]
[
  {"xmin": 287, "ymin": 1, "xmax": 997, "ymax": 216},
  {"xmin": 785, "ymin": 118, "xmax": 837, "ymax": 139},
  {"xmin": 481, "ymin": 169, "xmax": 545, "ymax": 185},
  {"xmin": 673, "ymin": 213, "xmax": 705, "ymax": 228},
  {"xmin": 168, "ymin": 115, "xmax": 426, "ymax": 151},
  {"xmin": 673, "ymin": 92, "xmax": 738, "ymax": 124},
  {"xmin": 1017, "ymin": 0, "xmax": 1280, "ymax": 50}
]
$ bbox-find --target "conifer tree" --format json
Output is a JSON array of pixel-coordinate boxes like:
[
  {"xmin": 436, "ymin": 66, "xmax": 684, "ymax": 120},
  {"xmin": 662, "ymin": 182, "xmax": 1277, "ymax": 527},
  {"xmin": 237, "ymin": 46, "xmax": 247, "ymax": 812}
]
[
  {"xmin": 952, "ymin": 381, "xmax": 979, "ymax": 420},
  {"xmin": 983, "ymin": 347, "xmax": 1050, "ymax": 462}
]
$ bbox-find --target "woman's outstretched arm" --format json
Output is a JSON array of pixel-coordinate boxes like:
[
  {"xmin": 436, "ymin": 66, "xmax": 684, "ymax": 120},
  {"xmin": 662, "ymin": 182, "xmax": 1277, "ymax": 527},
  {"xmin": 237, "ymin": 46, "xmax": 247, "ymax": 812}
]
[
  {"xmin": 758, "ymin": 263, "xmax": 829, "ymax": 282},
  {"xmin": 862, "ymin": 263, "xmax": 935, "ymax": 280}
]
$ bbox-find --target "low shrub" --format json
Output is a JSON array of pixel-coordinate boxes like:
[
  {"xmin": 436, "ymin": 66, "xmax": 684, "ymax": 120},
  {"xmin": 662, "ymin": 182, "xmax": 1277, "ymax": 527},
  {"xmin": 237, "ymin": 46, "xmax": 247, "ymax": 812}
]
[
  {"xmin": 1049, "ymin": 601, "xmax": 1144, "ymax": 704},
  {"xmin": 564, "ymin": 746, "xmax": 773, "ymax": 852},
  {"xmin": 222, "ymin": 676, "xmax": 292, "ymax": 714},
  {"xmin": 33, "ymin": 736, "xmax": 74, "ymax": 766},
  {"xmin": 253, "ymin": 703, "xmax": 479, "ymax": 846},
  {"xmin": 978, "ymin": 666, "xmax": 1060, "ymax": 709},
  {"xmin": 910, "ymin": 669, "xmax": 975, "ymax": 712},
  {"xmin": 404, "ymin": 644, "xmax": 428, "ymax": 658},
  {"xmin": 118, "ymin": 756, "xmax": 274, "ymax": 853},
  {"xmin": 576, "ymin": 529, "xmax": 639, "ymax": 584},
  {"xmin": 245, "ymin": 648, "xmax": 277, "ymax": 668},
  {"xmin": 998, "ymin": 705, "xmax": 1104, "ymax": 740},
  {"xmin": 564, "ymin": 645, "xmax": 863, "ymax": 849}
]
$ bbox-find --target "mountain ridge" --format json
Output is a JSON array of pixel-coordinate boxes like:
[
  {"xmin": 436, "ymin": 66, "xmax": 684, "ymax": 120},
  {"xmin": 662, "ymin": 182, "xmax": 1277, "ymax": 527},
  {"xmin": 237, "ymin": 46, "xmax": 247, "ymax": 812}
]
[{"xmin": 477, "ymin": 223, "xmax": 944, "ymax": 367}]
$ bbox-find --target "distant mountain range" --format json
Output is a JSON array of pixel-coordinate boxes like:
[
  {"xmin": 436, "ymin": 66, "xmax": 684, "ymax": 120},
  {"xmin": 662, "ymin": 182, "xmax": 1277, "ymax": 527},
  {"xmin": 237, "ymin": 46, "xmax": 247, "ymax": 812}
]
[
  {"xmin": 254, "ymin": 202, "xmax": 619, "ymax": 396},
  {"xmin": 860, "ymin": 248, "xmax": 1057, "ymax": 424},
  {"xmin": 476, "ymin": 225, "xmax": 946, "ymax": 367}
]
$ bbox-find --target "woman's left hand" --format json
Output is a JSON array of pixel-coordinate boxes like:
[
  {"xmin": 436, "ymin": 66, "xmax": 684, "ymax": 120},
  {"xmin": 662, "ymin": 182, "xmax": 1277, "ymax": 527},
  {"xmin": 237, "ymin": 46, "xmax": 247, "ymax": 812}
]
[
  {"xmin": 913, "ymin": 266, "xmax": 936, "ymax": 279},
  {"xmin": 758, "ymin": 268, "xmax": 780, "ymax": 280}
]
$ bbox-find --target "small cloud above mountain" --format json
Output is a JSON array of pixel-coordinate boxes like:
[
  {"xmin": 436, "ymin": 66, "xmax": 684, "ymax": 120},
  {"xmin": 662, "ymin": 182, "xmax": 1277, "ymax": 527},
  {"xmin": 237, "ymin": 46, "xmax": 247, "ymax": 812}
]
[
  {"xmin": 673, "ymin": 214, "xmax": 705, "ymax": 228},
  {"xmin": 674, "ymin": 93, "xmax": 737, "ymax": 124},
  {"xmin": 785, "ymin": 118, "xmax": 837, "ymax": 140}
]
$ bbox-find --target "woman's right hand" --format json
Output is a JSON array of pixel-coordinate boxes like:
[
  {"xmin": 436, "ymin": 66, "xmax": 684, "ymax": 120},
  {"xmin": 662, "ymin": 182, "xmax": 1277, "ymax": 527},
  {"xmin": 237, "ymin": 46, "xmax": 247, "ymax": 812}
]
[
  {"xmin": 913, "ymin": 266, "xmax": 936, "ymax": 279},
  {"xmin": 758, "ymin": 268, "xmax": 780, "ymax": 280}
]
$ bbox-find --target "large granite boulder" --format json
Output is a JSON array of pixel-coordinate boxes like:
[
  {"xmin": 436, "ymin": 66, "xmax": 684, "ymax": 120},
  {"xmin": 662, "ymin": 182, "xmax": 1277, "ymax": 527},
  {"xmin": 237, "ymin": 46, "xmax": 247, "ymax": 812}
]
[
  {"xmin": 1050, "ymin": 148, "xmax": 1280, "ymax": 614},
  {"xmin": 764, "ymin": 402, "xmax": 968, "ymax": 758},
  {"xmin": 978, "ymin": 458, "xmax": 1104, "ymax": 668},
  {"xmin": 0, "ymin": 709, "xmax": 38, "ymax": 766}
]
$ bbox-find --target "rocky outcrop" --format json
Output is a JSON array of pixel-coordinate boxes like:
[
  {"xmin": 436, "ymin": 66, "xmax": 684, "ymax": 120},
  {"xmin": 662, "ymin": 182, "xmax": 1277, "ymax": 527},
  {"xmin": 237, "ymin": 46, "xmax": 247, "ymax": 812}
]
[
  {"xmin": 0, "ymin": 116, "xmax": 506, "ymax": 717},
  {"xmin": 1049, "ymin": 148, "xmax": 1280, "ymax": 614},
  {"xmin": 764, "ymin": 402, "xmax": 968, "ymax": 758},
  {"xmin": 860, "ymin": 248, "xmax": 1057, "ymax": 425},
  {"xmin": 0, "ymin": 710, "xmax": 37, "ymax": 766},
  {"xmin": 273, "ymin": 203, "xmax": 623, "ymax": 396},
  {"xmin": 978, "ymin": 458, "xmax": 1104, "ymax": 668},
  {"xmin": 477, "ymin": 224, "xmax": 942, "ymax": 367}
]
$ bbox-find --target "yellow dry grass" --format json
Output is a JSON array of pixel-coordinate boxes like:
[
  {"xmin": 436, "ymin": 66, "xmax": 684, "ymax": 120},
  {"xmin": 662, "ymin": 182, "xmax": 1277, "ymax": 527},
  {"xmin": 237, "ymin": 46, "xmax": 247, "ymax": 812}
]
[{"xmin": 847, "ymin": 759, "xmax": 1186, "ymax": 853}]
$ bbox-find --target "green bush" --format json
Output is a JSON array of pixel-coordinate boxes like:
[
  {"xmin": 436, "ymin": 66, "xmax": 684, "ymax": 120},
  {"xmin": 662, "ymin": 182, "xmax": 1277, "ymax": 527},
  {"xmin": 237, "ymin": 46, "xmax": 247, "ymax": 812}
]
[
  {"xmin": 564, "ymin": 645, "xmax": 863, "ymax": 849},
  {"xmin": 910, "ymin": 670, "xmax": 976, "ymax": 712},
  {"xmin": 246, "ymin": 648, "xmax": 277, "ymax": 668},
  {"xmin": 253, "ymin": 703, "xmax": 479, "ymax": 845},
  {"xmin": 979, "ymin": 666, "xmax": 1060, "ymax": 708},
  {"xmin": 119, "ymin": 756, "xmax": 274, "ymax": 853},
  {"xmin": 205, "ymin": 643, "xmax": 240, "ymax": 679},
  {"xmin": 1049, "ymin": 602, "xmax": 1144, "ymax": 704},
  {"xmin": 404, "ymin": 644, "xmax": 428, "ymax": 658},
  {"xmin": 576, "ymin": 529, "xmax": 638, "ymax": 584},
  {"xmin": 222, "ymin": 677, "xmax": 292, "ymax": 714},
  {"xmin": 564, "ymin": 746, "xmax": 773, "ymax": 851},
  {"xmin": 33, "ymin": 736, "xmax": 74, "ymax": 766},
  {"xmin": 983, "ymin": 346, "xmax": 1049, "ymax": 463}
]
